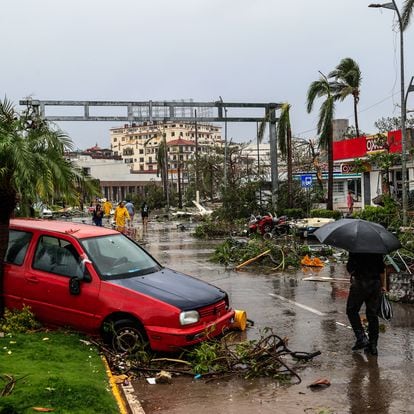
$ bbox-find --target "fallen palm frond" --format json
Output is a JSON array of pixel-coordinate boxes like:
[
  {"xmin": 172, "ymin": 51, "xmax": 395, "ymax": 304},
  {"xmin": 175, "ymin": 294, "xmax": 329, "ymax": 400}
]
[{"xmin": 94, "ymin": 329, "xmax": 321, "ymax": 385}]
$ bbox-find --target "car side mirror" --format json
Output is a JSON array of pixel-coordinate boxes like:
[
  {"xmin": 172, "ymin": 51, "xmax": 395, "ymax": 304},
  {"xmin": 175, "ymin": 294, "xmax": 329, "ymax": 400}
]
[{"xmin": 69, "ymin": 277, "xmax": 81, "ymax": 295}]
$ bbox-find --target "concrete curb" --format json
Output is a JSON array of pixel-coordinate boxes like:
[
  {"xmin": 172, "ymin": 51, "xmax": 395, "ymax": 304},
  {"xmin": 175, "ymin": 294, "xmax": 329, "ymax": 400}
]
[{"xmin": 102, "ymin": 355, "xmax": 145, "ymax": 413}]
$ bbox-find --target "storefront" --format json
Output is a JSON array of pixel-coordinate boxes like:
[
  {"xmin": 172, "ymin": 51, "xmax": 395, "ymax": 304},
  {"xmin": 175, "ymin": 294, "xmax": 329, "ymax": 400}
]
[{"xmin": 333, "ymin": 129, "xmax": 413, "ymax": 208}]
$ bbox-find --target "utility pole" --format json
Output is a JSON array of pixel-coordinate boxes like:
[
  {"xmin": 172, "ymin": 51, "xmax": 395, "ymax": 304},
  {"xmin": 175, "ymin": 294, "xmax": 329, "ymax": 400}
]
[{"xmin": 194, "ymin": 109, "xmax": 199, "ymax": 189}]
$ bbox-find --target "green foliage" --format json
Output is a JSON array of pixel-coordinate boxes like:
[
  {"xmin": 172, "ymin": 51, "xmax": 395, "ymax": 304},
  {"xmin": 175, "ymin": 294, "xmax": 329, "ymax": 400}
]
[
  {"xmin": 354, "ymin": 196, "xmax": 401, "ymax": 228},
  {"xmin": 193, "ymin": 220, "xmax": 237, "ymax": 239},
  {"xmin": 143, "ymin": 182, "xmax": 165, "ymax": 209},
  {"xmin": 310, "ymin": 209, "xmax": 341, "ymax": 220},
  {"xmin": 216, "ymin": 181, "xmax": 262, "ymax": 221},
  {"xmin": 211, "ymin": 237, "xmax": 302, "ymax": 269},
  {"xmin": 186, "ymin": 340, "xmax": 222, "ymax": 374},
  {"xmin": 282, "ymin": 208, "xmax": 305, "ymax": 219},
  {"xmin": 275, "ymin": 181, "xmax": 309, "ymax": 214},
  {"xmin": 0, "ymin": 306, "xmax": 40, "ymax": 333}
]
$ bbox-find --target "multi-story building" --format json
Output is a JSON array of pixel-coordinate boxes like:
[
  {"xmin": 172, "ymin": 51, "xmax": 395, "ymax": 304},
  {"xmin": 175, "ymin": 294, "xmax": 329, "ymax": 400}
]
[{"xmin": 110, "ymin": 121, "xmax": 223, "ymax": 173}]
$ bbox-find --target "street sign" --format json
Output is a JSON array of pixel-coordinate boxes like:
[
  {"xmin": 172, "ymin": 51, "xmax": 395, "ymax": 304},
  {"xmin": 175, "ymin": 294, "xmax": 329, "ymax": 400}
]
[{"xmin": 301, "ymin": 174, "xmax": 313, "ymax": 188}]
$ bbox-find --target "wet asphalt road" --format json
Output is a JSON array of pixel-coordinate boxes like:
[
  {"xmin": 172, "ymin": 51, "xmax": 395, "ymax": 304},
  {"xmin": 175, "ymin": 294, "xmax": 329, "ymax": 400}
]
[{"xmin": 130, "ymin": 219, "xmax": 414, "ymax": 414}]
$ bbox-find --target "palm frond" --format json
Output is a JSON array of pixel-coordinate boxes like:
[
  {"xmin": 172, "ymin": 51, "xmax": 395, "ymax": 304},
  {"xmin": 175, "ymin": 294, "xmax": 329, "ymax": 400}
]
[
  {"xmin": 402, "ymin": 0, "xmax": 414, "ymax": 30},
  {"xmin": 277, "ymin": 103, "xmax": 291, "ymax": 156},
  {"xmin": 258, "ymin": 113, "xmax": 269, "ymax": 144}
]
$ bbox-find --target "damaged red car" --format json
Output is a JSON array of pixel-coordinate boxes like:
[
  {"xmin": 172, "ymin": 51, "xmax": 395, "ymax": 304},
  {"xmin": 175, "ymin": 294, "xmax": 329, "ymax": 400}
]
[{"xmin": 4, "ymin": 219, "xmax": 235, "ymax": 352}]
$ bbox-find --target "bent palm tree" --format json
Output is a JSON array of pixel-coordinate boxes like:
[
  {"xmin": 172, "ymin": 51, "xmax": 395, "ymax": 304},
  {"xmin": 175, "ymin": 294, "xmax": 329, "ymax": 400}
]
[
  {"xmin": 402, "ymin": 0, "xmax": 414, "ymax": 30},
  {"xmin": 0, "ymin": 99, "xmax": 76, "ymax": 316},
  {"xmin": 329, "ymin": 58, "xmax": 362, "ymax": 138},
  {"xmin": 258, "ymin": 103, "xmax": 293, "ymax": 208},
  {"xmin": 306, "ymin": 72, "xmax": 336, "ymax": 210},
  {"xmin": 277, "ymin": 103, "xmax": 293, "ymax": 207}
]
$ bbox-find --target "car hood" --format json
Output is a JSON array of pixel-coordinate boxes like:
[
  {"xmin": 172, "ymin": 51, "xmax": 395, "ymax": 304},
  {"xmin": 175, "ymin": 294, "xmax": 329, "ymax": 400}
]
[{"xmin": 108, "ymin": 268, "xmax": 227, "ymax": 311}]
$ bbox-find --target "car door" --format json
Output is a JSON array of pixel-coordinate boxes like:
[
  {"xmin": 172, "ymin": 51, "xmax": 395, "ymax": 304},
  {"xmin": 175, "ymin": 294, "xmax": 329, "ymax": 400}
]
[
  {"xmin": 22, "ymin": 233, "xmax": 101, "ymax": 332},
  {"xmin": 4, "ymin": 229, "xmax": 34, "ymax": 310}
]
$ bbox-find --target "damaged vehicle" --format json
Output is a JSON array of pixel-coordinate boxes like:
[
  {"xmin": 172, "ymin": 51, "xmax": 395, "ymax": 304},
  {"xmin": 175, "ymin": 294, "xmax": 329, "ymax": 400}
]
[{"xmin": 4, "ymin": 219, "xmax": 235, "ymax": 352}]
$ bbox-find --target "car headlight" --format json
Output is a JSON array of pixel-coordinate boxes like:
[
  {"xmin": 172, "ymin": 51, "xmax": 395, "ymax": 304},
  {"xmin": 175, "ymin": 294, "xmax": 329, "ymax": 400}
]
[{"xmin": 179, "ymin": 310, "xmax": 200, "ymax": 325}]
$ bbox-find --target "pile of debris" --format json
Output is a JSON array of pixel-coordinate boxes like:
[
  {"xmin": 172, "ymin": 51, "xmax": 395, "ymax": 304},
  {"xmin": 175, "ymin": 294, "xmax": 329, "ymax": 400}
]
[{"xmin": 95, "ymin": 330, "xmax": 321, "ymax": 385}]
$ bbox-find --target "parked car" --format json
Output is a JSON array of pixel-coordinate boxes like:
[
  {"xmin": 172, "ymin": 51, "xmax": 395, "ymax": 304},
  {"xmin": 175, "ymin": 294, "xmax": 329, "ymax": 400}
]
[
  {"xmin": 40, "ymin": 207, "xmax": 53, "ymax": 219},
  {"xmin": 293, "ymin": 217, "xmax": 335, "ymax": 238},
  {"xmin": 4, "ymin": 219, "xmax": 235, "ymax": 353}
]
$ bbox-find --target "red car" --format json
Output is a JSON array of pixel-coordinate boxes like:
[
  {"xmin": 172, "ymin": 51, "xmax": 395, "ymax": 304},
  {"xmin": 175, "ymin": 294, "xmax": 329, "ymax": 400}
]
[{"xmin": 4, "ymin": 219, "xmax": 235, "ymax": 352}]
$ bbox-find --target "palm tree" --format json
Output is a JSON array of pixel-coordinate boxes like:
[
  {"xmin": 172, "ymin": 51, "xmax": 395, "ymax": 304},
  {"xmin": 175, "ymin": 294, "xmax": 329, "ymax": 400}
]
[
  {"xmin": 306, "ymin": 72, "xmax": 336, "ymax": 210},
  {"xmin": 0, "ymin": 99, "xmax": 77, "ymax": 316},
  {"xmin": 329, "ymin": 58, "xmax": 362, "ymax": 138},
  {"xmin": 156, "ymin": 132, "xmax": 169, "ymax": 209},
  {"xmin": 258, "ymin": 103, "xmax": 293, "ymax": 208},
  {"xmin": 277, "ymin": 103, "xmax": 293, "ymax": 208},
  {"xmin": 402, "ymin": 0, "xmax": 414, "ymax": 30}
]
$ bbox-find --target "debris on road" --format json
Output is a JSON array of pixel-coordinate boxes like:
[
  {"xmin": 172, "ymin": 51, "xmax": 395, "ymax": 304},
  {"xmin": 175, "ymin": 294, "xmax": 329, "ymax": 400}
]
[{"xmin": 94, "ymin": 329, "xmax": 321, "ymax": 385}]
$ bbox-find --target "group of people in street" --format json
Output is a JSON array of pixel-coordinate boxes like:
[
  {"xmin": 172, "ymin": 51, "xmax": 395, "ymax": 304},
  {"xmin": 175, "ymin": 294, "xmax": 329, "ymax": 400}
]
[{"xmin": 91, "ymin": 198, "xmax": 150, "ymax": 235}]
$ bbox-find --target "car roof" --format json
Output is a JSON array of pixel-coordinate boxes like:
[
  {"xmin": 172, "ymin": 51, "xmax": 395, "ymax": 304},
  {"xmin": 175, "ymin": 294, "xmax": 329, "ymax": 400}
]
[{"xmin": 10, "ymin": 218, "xmax": 119, "ymax": 240}]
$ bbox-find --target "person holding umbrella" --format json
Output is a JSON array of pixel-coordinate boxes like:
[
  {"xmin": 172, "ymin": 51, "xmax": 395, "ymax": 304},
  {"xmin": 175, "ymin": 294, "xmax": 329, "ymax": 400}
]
[
  {"xmin": 346, "ymin": 252, "xmax": 386, "ymax": 355},
  {"xmin": 314, "ymin": 218, "xmax": 401, "ymax": 356}
]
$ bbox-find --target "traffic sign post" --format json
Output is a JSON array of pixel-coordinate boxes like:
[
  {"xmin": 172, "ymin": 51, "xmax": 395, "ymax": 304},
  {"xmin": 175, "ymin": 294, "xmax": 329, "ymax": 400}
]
[{"xmin": 301, "ymin": 174, "xmax": 313, "ymax": 188}]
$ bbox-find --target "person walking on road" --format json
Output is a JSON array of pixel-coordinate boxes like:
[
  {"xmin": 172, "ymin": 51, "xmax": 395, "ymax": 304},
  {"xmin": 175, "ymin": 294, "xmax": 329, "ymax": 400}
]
[
  {"xmin": 125, "ymin": 200, "xmax": 135, "ymax": 224},
  {"xmin": 141, "ymin": 201, "xmax": 149, "ymax": 233},
  {"xmin": 114, "ymin": 201, "xmax": 130, "ymax": 233},
  {"xmin": 346, "ymin": 252, "xmax": 386, "ymax": 356},
  {"xmin": 103, "ymin": 199, "xmax": 113, "ymax": 223}
]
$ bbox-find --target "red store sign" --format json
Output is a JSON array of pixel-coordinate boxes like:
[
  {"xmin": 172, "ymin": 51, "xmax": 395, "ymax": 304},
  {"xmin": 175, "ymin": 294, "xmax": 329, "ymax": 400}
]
[{"xmin": 333, "ymin": 130, "xmax": 402, "ymax": 161}]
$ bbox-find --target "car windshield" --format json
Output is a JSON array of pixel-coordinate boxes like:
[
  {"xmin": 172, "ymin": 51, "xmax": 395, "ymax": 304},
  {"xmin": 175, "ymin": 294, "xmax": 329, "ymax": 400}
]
[{"xmin": 81, "ymin": 234, "xmax": 161, "ymax": 280}]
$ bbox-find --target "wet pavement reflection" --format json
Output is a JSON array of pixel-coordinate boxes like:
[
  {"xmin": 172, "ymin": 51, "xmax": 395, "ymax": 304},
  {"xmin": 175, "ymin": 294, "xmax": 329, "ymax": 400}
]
[{"xmin": 132, "ymin": 220, "xmax": 414, "ymax": 413}]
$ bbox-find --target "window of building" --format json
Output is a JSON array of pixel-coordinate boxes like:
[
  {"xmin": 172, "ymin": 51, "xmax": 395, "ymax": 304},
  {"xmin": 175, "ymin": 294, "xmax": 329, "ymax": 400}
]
[
  {"xmin": 180, "ymin": 132, "xmax": 183, "ymax": 136},
  {"xmin": 140, "ymin": 165, "xmax": 144, "ymax": 171},
  {"xmin": 148, "ymin": 165, "xmax": 153, "ymax": 170},
  {"xmin": 149, "ymin": 157, "xmax": 152, "ymax": 163},
  {"xmin": 332, "ymin": 181, "xmax": 345, "ymax": 193},
  {"xmin": 113, "ymin": 138, "xmax": 117, "ymax": 142},
  {"xmin": 140, "ymin": 157, "xmax": 144, "ymax": 162},
  {"xmin": 171, "ymin": 132, "xmax": 175, "ymax": 137}
]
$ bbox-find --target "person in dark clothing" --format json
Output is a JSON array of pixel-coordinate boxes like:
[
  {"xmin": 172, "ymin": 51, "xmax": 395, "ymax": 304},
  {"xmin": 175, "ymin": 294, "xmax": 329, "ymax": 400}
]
[
  {"xmin": 92, "ymin": 204, "xmax": 104, "ymax": 226},
  {"xmin": 346, "ymin": 252, "xmax": 386, "ymax": 356},
  {"xmin": 141, "ymin": 201, "xmax": 149, "ymax": 232}
]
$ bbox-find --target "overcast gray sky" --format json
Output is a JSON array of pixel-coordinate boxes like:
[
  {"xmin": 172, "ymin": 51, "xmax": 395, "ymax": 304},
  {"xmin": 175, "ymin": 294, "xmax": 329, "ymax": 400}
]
[{"xmin": 1, "ymin": 0, "xmax": 413, "ymax": 149}]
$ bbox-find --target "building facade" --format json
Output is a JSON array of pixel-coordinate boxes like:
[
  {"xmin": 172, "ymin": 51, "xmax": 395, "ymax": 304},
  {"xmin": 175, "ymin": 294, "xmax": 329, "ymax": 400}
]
[{"xmin": 110, "ymin": 121, "xmax": 223, "ymax": 173}]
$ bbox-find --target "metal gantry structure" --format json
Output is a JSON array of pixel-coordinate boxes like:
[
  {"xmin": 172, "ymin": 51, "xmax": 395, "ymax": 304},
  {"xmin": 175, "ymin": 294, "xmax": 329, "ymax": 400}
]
[{"xmin": 19, "ymin": 99, "xmax": 283, "ymax": 209}]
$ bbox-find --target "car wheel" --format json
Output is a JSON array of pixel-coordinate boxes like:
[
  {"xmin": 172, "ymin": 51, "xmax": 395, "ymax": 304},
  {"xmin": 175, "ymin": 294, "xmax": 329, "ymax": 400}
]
[
  {"xmin": 111, "ymin": 319, "xmax": 147, "ymax": 353},
  {"xmin": 263, "ymin": 232, "xmax": 273, "ymax": 240},
  {"xmin": 263, "ymin": 224, "xmax": 272, "ymax": 234}
]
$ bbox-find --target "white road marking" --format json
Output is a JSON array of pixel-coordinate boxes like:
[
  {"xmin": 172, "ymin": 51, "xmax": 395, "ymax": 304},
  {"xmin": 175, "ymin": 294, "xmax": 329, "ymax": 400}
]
[
  {"xmin": 269, "ymin": 293, "xmax": 326, "ymax": 316},
  {"xmin": 269, "ymin": 293, "xmax": 353, "ymax": 329}
]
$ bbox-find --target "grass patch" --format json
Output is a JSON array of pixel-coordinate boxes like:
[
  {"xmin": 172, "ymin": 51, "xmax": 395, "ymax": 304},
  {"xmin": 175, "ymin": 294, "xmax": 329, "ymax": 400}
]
[{"xmin": 0, "ymin": 331, "xmax": 118, "ymax": 414}]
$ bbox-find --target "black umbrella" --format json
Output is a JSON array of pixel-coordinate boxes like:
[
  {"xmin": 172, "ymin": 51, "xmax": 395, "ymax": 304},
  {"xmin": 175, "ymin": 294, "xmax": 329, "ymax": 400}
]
[{"xmin": 313, "ymin": 218, "xmax": 401, "ymax": 254}]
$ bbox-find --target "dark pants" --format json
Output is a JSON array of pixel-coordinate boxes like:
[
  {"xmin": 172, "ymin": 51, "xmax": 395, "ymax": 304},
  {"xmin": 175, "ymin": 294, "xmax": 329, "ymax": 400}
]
[{"xmin": 346, "ymin": 278, "xmax": 381, "ymax": 343}]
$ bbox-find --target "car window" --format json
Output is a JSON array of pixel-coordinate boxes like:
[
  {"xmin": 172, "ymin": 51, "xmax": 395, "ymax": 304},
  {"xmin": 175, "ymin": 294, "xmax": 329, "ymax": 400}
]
[
  {"xmin": 33, "ymin": 236, "xmax": 83, "ymax": 278},
  {"xmin": 5, "ymin": 230, "xmax": 33, "ymax": 265},
  {"xmin": 81, "ymin": 234, "xmax": 160, "ymax": 280}
]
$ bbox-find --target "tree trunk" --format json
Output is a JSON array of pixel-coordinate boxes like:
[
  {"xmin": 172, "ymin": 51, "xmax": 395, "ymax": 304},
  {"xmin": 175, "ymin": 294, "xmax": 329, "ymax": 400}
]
[
  {"xmin": 327, "ymin": 126, "xmax": 334, "ymax": 210},
  {"xmin": 0, "ymin": 186, "xmax": 17, "ymax": 317},
  {"xmin": 287, "ymin": 127, "xmax": 293, "ymax": 208},
  {"xmin": 353, "ymin": 95, "xmax": 360, "ymax": 138}
]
